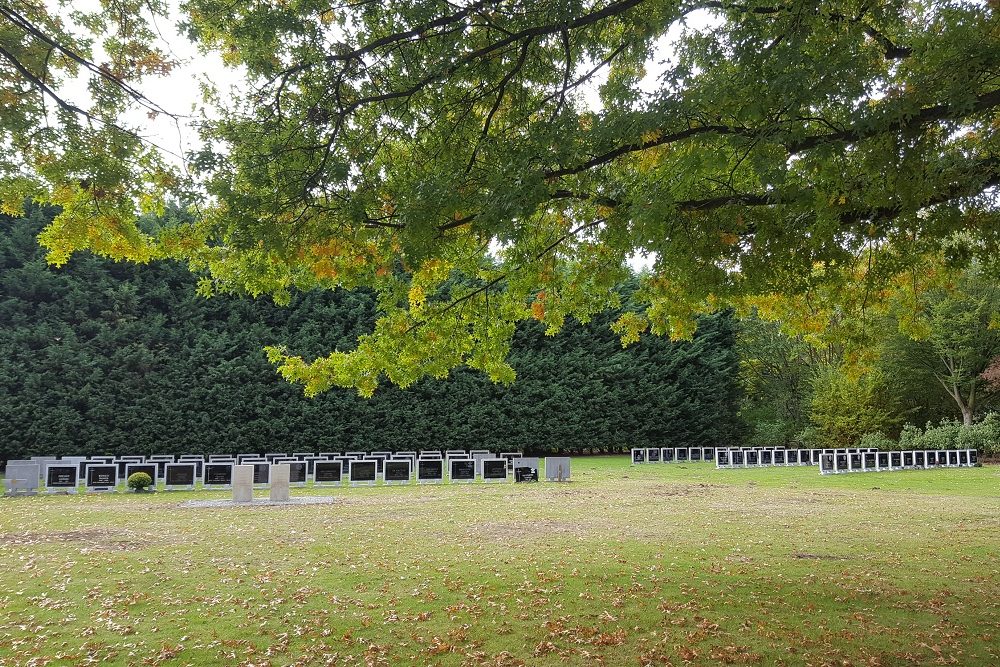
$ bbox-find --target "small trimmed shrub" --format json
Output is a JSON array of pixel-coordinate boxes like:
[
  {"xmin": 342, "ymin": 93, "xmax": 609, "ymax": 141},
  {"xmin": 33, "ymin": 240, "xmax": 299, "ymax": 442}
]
[{"xmin": 127, "ymin": 472, "xmax": 153, "ymax": 492}]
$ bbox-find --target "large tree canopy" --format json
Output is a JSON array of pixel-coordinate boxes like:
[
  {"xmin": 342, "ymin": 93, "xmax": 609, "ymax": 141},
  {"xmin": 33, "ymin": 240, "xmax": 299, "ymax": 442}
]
[{"xmin": 2, "ymin": 0, "xmax": 999, "ymax": 395}]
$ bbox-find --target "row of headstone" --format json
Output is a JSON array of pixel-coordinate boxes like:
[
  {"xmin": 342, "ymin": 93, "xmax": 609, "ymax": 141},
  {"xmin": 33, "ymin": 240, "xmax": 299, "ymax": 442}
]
[
  {"xmin": 7, "ymin": 456, "xmax": 572, "ymax": 493},
  {"xmin": 631, "ymin": 447, "xmax": 718, "ymax": 464},
  {"xmin": 819, "ymin": 449, "xmax": 978, "ymax": 474},
  {"xmin": 715, "ymin": 448, "xmax": 884, "ymax": 468},
  {"xmin": 9, "ymin": 450, "xmax": 531, "ymax": 482}
]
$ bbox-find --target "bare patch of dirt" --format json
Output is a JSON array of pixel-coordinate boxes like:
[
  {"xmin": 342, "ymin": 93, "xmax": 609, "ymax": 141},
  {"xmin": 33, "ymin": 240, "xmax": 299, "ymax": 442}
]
[{"xmin": 0, "ymin": 528, "xmax": 151, "ymax": 551}]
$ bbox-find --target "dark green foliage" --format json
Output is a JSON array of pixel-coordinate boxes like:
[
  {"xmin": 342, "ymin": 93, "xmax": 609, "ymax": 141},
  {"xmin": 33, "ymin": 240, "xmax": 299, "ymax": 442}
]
[{"xmin": 0, "ymin": 205, "xmax": 742, "ymax": 460}]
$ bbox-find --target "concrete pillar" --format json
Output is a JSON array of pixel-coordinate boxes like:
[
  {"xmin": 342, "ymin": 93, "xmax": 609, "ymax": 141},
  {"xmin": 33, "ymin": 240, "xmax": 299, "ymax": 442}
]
[
  {"xmin": 269, "ymin": 463, "xmax": 290, "ymax": 502},
  {"xmin": 233, "ymin": 465, "xmax": 253, "ymax": 503}
]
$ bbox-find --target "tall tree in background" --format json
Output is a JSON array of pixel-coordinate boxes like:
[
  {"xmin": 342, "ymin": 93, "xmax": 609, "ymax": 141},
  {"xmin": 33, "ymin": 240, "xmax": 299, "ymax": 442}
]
[
  {"xmin": 2, "ymin": 1, "xmax": 998, "ymax": 394},
  {"xmin": 0, "ymin": 206, "xmax": 742, "ymax": 459},
  {"xmin": 882, "ymin": 266, "xmax": 1000, "ymax": 425}
]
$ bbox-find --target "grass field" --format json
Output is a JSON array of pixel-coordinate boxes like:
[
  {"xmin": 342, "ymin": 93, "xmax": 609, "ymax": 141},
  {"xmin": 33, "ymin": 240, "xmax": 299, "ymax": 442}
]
[{"xmin": 1, "ymin": 457, "xmax": 999, "ymax": 666}]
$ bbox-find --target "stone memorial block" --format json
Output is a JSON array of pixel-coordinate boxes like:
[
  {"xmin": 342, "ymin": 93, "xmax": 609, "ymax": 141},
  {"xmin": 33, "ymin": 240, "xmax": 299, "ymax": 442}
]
[
  {"xmin": 233, "ymin": 465, "xmax": 253, "ymax": 502},
  {"xmin": 702, "ymin": 447, "xmax": 715, "ymax": 461},
  {"xmin": 969, "ymin": 449, "xmax": 978, "ymax": 465},
  {"xmin": 761, "ymin": 450, "xmax": 773, "ymax": 466},
  {"xmin": 786, "ymin": 450, "xmax": 799, "ymax": 465},
  {"xmin": 863, "ymin": 451, "xmax": 877, "ymax": 471},
  {"xmin": 820, "ymin": 453, "xmax": 835, "ymax": 474},
  {"xmin": 877, "ymin": 452, "xmax": 890, "ymax": 470},
  {"xmin": 396, "ymin": 451, "xmax": 418, "ymax": 460},
  {"xmin": 913, "ymin": 451, "xmax": 926, "ymax": 468},
  {"xmin": 512, "ymin": 457, "xmax": 540, "ymax": 482},
  {"xmin": 690, "ymin": 447, "xmax": 702, "ymax": 462},
  {"xmin": 902, "ymin": 451, "xmax": 915, "ymax": 468},
  {"xmin": 849, "ymin": 452, "xmax": 862, "ymax": 471},
  {"xmin": 889, "ymin": 452, "xmax": 903, "ymax": 469},
  {"xmin": 774, "ymin": 449, "xmax": 786, "ymax": 465},
  {"xmin": 449, "ymin": 458, "xmax": 477, "ymax": 483},
  {"xmin": 349, "ymin": 460, "xmax": 378, "ymax": 486},
  {"xmin": 926, "ymin": 451, "xmax": 939, "ymax": 467},
  {"xmin": 209, "ymin": 454, "xmax": 233, "ymax": 461},
  {"xmin": 45, "ymin": 464, "xmax": 79, "ymax": 492},
  {"xmin": 731, "ymin": 450, "xmax": 745, "ymax": 467},
  {"xmin": 3, "ymin": 463, "xmax": 40, "ymax": 496},
  {"xmin": 420, "ymin": 450, "xmax": 443, "ymax": 458},
  {"xmin": 252, "ymin": 462, "xmax": 271, "ymax": 487},
  {"xmin": 287, "ymin": 462, "xmax": 308, "ymax": 486},
  {"xmin": 164, "ymin": 463, "xmax": 197, "ymax": 490},
  {"xmin": 203, "ymin": 463, "xmax": 234, "ymax": 489},
  {"xmin": 661, "ymin": 447, "xmax": 675, "ymax": 462},
  {"xmin": 646, "ymin": 448, "xmax": 661, "ymax": 463},
  {"xmin": 835, "ymin": 452, "xmax": 849, "ymax": 472},
  {"xmin": 810, "ymin": 449, "xmax": 822, "ymax": 465},
  {"xmin": 947, "ymin": 450, "xmax": 959, "ymax": 466},
  {"xmin": 675, "ymin": 448, "xmax": 689, "ymax": 462},
  {"xmin": 716, "ymin": 449, "xmax": 731, "ymax": 467},
  {"xmin": 383, "ymin": 460, "xmax": 412, "ymax": 485},
  {"xmin": 482, "ymin": 458, "xmax": 509, "ymax": 482},
  {"xmin": 631, "ymin": 448, "xmax": 646, "ymax": 464},
  {"xmin": 471, "ymin": 452, "xmax": 493, "ymax": 476},
  {"xmin": 746, "ymin": 450, "xmax": 760, "ymax": 466},
  {"xmin": 84, "ymin": 464, "xmax": 119, "ymax": 492},
  {"xmin": 445, "ymin": 450, "xmax": 467, "ymax": 457},
  {"xmin": 544, "ymin": 457, "xmax": 571, "ymax": 482},
  {"xmin": 312, "ymin": 461, "xmax": 343, "ymax": 487},
  {"xmin": 269, "ymin": 464, "xmax": 291, "ymax": 501},
  {"xmin": 417, "ymin": 458, "xmax": 444, "ymax": 484},
  {"xmin": 957, "ymin": 450, "xmax": 970, "ymax": 467}
]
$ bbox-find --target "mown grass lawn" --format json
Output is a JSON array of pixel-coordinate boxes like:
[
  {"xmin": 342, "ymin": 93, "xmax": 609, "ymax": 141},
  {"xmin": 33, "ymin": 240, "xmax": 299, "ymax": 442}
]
[{"xmin": 1, "ymin": 457, "xmax": 999, "ymax": 666}]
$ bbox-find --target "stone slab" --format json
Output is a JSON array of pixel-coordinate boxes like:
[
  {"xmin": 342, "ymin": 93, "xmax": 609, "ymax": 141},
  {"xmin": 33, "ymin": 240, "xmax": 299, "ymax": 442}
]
[
  {"xmin": 233, "ymin": 464, "xmax": 253, "ymax": 502},
  {"xmin": 270, "ymin": 463, "xmax": 291, "ymax": 501}
]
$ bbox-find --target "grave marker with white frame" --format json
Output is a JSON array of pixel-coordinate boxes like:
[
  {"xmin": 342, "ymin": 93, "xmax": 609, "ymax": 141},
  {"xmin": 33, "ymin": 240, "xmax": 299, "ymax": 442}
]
[
  {"xmin": 312, "ymin": 460, "xmax": 343, "ymax": 487},
  {"xmin": 164, "ymin": 463, "xmax": 197, "ymax": 490}
]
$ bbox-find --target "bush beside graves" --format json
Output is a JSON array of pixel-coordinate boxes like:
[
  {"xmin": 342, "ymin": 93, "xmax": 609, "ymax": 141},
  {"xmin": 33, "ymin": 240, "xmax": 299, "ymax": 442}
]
[{"xmin": 860, "ymin": 416, "xmax": 1000, "ymax": 456}]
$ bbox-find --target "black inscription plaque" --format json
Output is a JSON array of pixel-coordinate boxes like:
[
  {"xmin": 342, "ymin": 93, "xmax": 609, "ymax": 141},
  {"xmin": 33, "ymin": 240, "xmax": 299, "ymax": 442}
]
[
  {"xmin": 820, "ymin": 454, "xmax": 834, "ymax": 474},
  {"xmin": 164, "ymin": 463, "xmax": 196, "ymax": 487},
  {"xmin": 863, "ymin": 452, "xmax": 877, "ymax": 469},
  {"xmin": 313, "ymin": 461, "xmax": 343, "ymax": 485},
  {"xmin": 690, "ymin": 447, "xmax": 702, "ymax": 462},
  {"xmin": 675, "ymin": 448, "xmax": 688, "ymax": 462},
  {"xmin": 646, "ymin": 448, "xmax": 660, "ymax": 462},
  {"xmin": 877, "ymin": 452, "xmax": 890, "ymax": 469},
  {"xmin": 203, "ymin": 463, "xmax": 234, "ymax": 486},
  {"xmin": 252, "ymin": 462, "xmax": 270, "ymax": 485},
  {"xmin": 46, "ymin": 465, "xmax": 78, "ymax": 488},
  {"xmin": 731, "ymin": 450, "xmax": 745, "ymax": 466},
  {"xmin": 417, "ymin": 458, "xmax": 444, "ymax": 483},
  {"xmin": 383, "ymin": 460, "xmax": 411, "ymax": 483},
  {"xmin": 746, "ymin": 450, "xmax": 759, "ymax": 466},
  {"xmin": 631, "ymin": 449, "xmax": 645, "ymax": 464},
  {"xmin": 482, "ymin": 459, "xmax": 508, "ymax": 481},
  {"xmin": 86, "ymin": 465, "xmax": 118, "ymax": 489},
  {"xmin": 288, "ymin": 462, "xmax": 308, "ymax": 484},
  {"xmin": 662, "ymin": 448, "xmax": 674, "ymax": 462},
  {"xmin": 761, "ymin": 450, "xmax": 773, "ymax": 466},
  {"xmin": 717, "ymin": 449, "xmax": 730, "ymax": 466},
  {"xmin": 349, "ymin": 460, "xmax": 377, "ymax": 483},
  {"xmin": 450, "ymin": 459, "xmax": 476, "ymax": 482}
]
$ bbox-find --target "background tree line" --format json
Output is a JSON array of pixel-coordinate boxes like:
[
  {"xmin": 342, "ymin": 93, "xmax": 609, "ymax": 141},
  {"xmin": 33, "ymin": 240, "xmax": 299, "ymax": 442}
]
[{"xmin": 0, "ymin": 205, "xmax": 742, "ymax": 461}]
